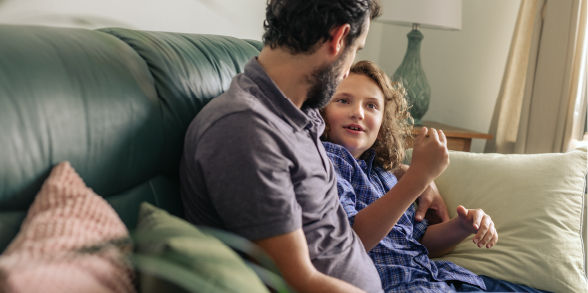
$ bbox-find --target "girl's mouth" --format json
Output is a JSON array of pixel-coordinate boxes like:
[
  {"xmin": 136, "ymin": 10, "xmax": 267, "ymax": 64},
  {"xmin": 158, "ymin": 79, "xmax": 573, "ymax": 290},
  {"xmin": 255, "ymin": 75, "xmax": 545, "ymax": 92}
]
[{"xmin": 343, "ymin": 124, "xmax": 364, "ymax": 133}]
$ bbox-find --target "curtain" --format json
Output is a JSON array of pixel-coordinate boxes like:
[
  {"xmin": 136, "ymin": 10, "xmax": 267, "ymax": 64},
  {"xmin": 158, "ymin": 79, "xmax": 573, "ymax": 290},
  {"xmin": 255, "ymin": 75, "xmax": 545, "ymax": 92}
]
[{"xmin": 485, "ymin": 0, "xmax": 587, "ymax": 154}]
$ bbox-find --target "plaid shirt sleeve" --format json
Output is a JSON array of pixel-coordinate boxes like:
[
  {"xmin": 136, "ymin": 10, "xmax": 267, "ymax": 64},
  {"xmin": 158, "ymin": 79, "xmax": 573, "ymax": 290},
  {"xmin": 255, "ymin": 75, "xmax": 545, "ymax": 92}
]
[
  {"xmin": 323, "ymin": 142, "xmax": 360, "ymax": 226},
  {"xmin": 412, "ymin": 207, "xmax": 429, "ymax": 241},
  {"xmin": 335, "ymin": 172, "xmax": 359, "ymax": 226}
]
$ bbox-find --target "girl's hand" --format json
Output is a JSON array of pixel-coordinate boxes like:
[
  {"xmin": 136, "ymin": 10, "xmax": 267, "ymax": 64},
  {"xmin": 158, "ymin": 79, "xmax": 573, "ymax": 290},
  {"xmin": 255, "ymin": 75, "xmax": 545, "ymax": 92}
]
[
  {"xmin": 456, "ymin": 205, "xmax": 498, "ymax": 248},
  {"xmin": 409, "ymin": 127, "xmax": 449, "ymax": 183}
]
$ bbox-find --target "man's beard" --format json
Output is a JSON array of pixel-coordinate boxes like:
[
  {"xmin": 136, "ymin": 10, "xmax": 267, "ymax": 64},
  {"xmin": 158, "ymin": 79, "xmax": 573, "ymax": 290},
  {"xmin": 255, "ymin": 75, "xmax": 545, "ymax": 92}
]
[{"xmin": 303, "ymin": 50, "xmax": 348, "ymax": 109}]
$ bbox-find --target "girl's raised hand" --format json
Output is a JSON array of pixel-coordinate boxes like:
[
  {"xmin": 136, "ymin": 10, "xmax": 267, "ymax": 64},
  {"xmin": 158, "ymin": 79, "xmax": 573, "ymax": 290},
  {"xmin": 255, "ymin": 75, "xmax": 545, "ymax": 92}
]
[
  {"xmin": 456, "ymin": 205, "xmax": 498, "ymax": 249},
  {"xmin": 410, "ymin": 127, "xmax": 450, "ymax": 183}
]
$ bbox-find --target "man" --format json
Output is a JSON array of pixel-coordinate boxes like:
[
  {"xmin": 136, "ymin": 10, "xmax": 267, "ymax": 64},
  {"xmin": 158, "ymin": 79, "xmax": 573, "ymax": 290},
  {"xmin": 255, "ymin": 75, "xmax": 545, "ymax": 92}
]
[{"xmin": 179, "ymin": 1, "xmax": 448, "ymax": 291}]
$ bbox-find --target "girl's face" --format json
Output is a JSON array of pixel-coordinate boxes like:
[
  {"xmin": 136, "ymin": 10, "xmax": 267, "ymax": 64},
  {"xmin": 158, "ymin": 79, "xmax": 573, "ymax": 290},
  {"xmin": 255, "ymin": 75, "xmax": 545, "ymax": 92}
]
[{"xmin": 324, "ymin": 73, "xmax": 385, "ymax": 158}]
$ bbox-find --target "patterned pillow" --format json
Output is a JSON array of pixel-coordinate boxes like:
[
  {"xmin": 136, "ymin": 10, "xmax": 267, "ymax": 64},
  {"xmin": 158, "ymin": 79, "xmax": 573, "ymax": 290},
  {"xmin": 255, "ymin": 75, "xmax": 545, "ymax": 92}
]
[{"xmin": 0, "ymin": 162, "xmax": 135, "ymax": 293}]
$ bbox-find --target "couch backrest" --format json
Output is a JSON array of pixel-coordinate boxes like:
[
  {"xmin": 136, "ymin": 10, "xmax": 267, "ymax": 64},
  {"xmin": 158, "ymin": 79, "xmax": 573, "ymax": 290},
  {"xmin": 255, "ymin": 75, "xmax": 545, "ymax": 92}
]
[{"xmin": 0, "ymin": 25, "xmax": 260, "ymax": 252}]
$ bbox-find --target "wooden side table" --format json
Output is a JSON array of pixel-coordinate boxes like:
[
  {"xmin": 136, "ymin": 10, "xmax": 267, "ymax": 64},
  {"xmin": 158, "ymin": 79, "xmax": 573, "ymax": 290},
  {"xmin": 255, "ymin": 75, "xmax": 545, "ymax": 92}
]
[{"xmin": 409, "ymin": 121, "xmax": 493, "ymax": 152}]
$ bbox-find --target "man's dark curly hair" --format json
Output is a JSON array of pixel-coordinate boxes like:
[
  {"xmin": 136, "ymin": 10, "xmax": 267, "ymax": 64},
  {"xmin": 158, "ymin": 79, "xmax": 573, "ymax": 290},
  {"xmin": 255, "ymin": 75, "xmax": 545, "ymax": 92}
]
[{"xmin": 262, "ymin": 0, "xmax": 381, "ymax": 54}]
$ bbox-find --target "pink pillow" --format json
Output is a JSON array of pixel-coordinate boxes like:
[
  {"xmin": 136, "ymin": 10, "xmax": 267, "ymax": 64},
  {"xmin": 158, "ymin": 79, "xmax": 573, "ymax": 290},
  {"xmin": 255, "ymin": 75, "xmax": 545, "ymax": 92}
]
[{"xmin": 0, "ymin": 162, "xmax": 135, "ymax": 293}]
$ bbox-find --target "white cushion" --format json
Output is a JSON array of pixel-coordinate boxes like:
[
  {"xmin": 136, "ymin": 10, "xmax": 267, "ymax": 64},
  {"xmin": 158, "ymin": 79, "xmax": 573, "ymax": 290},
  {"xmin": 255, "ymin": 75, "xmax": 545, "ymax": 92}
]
[{"xmin": 432, "ymin": 149, "xmax": 587, "ymax": 293}]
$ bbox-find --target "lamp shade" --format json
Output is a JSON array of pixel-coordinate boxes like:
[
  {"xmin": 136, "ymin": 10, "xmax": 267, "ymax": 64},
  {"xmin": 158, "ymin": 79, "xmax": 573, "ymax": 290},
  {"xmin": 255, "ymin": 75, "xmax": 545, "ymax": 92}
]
[{"xmin": 379, "ymin": 0, "xmax": 462, "ymax": 30}]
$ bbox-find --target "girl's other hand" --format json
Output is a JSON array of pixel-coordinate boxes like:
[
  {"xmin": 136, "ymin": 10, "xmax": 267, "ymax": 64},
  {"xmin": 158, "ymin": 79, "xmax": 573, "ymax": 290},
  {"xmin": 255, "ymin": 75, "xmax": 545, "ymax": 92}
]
[{"xmin": 456, "ymin": 205, "xmax": 498, "ymax": 249}]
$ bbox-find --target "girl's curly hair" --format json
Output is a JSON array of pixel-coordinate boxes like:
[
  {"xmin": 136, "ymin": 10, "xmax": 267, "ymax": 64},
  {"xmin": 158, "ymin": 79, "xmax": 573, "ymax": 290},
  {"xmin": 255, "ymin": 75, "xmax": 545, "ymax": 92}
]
[{"xmin": 322, "ymin": 60, "xmax": 413, "ymax": 172}]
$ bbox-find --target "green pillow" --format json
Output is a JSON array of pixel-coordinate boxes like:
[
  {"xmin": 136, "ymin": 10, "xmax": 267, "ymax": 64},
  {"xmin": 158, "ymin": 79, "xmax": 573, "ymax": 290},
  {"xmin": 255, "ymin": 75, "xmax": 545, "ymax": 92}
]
[{"xmin": 134, "ymin": 202, "xmax": 269, "ymax": 293}]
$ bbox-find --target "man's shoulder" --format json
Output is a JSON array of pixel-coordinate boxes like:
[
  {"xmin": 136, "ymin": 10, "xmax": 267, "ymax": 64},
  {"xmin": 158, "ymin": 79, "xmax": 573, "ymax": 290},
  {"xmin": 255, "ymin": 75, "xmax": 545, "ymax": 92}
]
[
  {"xmin": 189, "ymin": 79, "xmax": 274, "ymax": 139},
  {"xmin": 205, "ymin": 74, "xmax": 263, "ymax": 115},
  {"xmin": 199, "ymin": 92, "xmax": 257, "ymax": 122}
]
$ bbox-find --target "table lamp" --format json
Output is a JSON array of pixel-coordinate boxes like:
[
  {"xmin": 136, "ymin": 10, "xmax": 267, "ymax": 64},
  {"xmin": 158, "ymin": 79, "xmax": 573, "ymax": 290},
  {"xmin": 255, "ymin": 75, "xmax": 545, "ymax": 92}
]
[{"xmin": 379, "ymin": 0, "xmax": 462, "ymax": 125}]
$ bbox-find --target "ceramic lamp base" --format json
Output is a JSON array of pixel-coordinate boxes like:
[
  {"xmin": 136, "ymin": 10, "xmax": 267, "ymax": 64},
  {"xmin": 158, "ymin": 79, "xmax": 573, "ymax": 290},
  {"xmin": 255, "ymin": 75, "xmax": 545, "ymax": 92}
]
[{"xmin": 392, "ymin": 28, "xmax": 431, "ymax": 125}]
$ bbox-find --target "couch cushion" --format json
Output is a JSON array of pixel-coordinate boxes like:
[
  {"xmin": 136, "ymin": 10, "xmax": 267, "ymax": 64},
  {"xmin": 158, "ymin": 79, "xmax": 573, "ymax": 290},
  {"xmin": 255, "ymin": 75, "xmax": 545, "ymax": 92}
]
[
  {"xmin": 100, "ymin": 28, "xmax": 262, "ymax": 175},
  {"xmin": 106, "ymin": 175, "xmax": 184, "ymax": 230},
  {"xmin": 0, "ymin": 25, "xmax": 166, "ymax": 250},
  {"xmin": 433, "ymin": 149, "xmax": 587, "ymax": 293}
]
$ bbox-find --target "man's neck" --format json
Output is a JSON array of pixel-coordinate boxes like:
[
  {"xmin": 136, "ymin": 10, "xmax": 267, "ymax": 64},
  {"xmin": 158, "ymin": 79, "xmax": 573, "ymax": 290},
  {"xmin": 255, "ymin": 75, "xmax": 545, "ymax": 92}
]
[{"xmin": 257, "ymin": 46, "xmax": 322, "ymax": 109}]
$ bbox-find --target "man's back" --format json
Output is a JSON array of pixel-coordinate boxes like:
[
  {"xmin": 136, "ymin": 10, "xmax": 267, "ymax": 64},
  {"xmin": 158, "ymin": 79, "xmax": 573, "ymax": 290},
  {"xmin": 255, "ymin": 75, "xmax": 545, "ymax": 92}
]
[{"xmin": 179, "ymin": 59, "xmax": 382, "ymax": 292}]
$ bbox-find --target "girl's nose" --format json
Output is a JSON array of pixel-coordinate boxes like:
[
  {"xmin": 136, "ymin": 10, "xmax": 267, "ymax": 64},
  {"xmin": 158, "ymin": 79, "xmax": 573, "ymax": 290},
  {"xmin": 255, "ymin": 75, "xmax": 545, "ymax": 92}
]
[{"xmin": 351, "ymin": 104, "xmax": 364, "ymax": 120}]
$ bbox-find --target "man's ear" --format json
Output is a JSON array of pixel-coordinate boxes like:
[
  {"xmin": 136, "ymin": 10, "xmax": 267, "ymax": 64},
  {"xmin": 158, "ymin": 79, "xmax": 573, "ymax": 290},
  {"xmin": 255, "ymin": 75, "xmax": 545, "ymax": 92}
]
[{"xmin": 329, "ymin": 24, "xmax": 351, "ymax": 55}]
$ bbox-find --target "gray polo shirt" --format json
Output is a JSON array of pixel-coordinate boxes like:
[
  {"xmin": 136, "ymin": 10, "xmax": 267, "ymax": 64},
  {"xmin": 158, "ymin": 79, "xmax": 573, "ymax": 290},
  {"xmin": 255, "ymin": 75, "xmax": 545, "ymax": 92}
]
[{"xmin": 179, "ymin": 58, "xmax": 383, "ymax": 292}]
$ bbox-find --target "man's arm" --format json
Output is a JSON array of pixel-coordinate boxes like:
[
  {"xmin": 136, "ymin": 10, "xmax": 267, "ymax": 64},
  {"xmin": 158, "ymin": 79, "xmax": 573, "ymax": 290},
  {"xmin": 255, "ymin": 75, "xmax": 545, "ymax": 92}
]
[
  {"xmin": 415, "ymin": 181, "xmax": 450, "ymax": 224},
  {"xmin": 255, "ymin": 229, "xmax": 365, "ymax": 293},
  {"xmin": 395, "ymin": 164, "xmax": 450, "ymax": 224}
]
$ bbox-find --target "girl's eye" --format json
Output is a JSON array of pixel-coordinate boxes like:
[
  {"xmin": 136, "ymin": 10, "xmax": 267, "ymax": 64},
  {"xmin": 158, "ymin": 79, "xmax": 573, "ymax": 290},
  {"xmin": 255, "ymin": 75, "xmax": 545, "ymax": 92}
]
[
  {"xmin": 367, "ymin": 103, "xmax": 378, "ymax": 109},
  {"xmin": 335, "ymin": 98, "xmax": 349, "ymax": 104}
]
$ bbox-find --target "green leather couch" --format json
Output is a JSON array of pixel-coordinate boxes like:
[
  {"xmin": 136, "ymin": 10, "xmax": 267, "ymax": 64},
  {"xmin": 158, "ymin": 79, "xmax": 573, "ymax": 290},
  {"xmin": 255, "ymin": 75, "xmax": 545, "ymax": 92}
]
[{"xmin": 0, "ymin": 24, "xmax": 261, "ymax": 252}]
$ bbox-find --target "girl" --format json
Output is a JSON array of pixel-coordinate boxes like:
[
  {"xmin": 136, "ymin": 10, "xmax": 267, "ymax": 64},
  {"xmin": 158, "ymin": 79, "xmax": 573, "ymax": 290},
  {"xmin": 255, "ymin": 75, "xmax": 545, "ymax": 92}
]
[{"xmin": 321, "ymin": 60, "xmax": 545, "ymax": 292}]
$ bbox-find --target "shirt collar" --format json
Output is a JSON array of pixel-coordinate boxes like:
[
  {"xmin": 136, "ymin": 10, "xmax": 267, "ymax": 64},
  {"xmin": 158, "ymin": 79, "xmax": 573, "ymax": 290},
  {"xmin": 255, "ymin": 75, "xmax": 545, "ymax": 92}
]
[
  {"xmin": 357, "ymin": 148, "xmax": 376, "ymax": 177},
  {"xmin": 322, "ymin": 141, "xmax": 377, "ymax": 176},
  {"xmin": 244, "ymin": 58, "xmax": 318, "ymax": 132}
]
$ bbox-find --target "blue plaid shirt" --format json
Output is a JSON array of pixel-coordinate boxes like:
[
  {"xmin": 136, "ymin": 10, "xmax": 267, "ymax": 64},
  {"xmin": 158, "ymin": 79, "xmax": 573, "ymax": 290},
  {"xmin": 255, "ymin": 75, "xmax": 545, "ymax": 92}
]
[{"xmin": 323, "ymin": 142, "xmax": 486, "ymax": 292}]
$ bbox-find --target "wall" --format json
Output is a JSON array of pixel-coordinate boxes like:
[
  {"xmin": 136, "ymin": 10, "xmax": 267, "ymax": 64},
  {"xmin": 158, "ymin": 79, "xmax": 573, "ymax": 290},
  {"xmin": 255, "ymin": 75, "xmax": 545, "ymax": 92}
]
[
  {"xmin": 358, "ymin": 0, "xmax": 521, "ymax": 152},
  {"xmin": 0, "ymin": 0, "xmax": 266, "ymax": 40}
]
